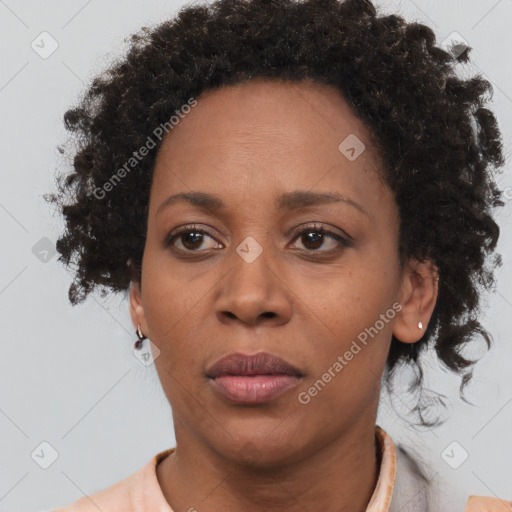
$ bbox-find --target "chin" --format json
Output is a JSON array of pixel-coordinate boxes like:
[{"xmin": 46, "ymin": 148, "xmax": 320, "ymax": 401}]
[{"xmin": 212, "ymin": 434, "xmax": 306, "ymax": 469}]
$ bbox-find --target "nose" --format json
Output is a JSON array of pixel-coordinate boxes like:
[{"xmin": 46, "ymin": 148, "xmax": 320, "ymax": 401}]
[{"xmin": 214, "ymin": 245, "xmax": 292, "ymax": 328}]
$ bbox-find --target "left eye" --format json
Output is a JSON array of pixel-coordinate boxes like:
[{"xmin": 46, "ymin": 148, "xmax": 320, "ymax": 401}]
[{"xmin": 290, "ymin": 224, "xmax": 350, "ymax": 252}]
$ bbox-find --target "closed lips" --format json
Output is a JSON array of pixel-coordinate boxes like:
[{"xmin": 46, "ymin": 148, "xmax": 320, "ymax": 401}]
[{"xmin": 206, "ymin": 351, "xmax": 304, "ymax": 379}]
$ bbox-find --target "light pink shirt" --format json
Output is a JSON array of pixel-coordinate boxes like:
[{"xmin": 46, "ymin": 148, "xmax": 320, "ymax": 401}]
[{"xmin": 49, "ymin": 426, "xmax": 511, "ymax": 512}]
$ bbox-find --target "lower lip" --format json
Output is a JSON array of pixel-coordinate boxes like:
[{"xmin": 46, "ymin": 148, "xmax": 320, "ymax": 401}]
[{"xmin": 209, "ymin": 375, "xmax": 301, "ymax": 404}]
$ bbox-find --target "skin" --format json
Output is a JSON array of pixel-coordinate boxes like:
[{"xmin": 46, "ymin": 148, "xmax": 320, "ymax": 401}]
[{"xmin": 129, "ymin": 77, "xmax": 439, "ymax": 512}]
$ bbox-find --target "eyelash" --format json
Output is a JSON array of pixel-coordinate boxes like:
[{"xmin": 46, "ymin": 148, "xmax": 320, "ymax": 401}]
[{"xmin": 165, "ymin": 223, "xmax": 352, "ymax": 254}]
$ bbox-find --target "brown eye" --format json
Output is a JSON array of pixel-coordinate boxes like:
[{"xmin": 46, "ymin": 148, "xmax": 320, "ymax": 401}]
[
  {"xmin": 291, "ymin": 224, "xmax": 351, "ymax": 252},
  {"xmin": 177, "ymin": 230, "xmax": 208, "ymax": 251},
  {"xmin": 166, "ymin": 225, "xmax": 223, "ymax": 252},
  {"xmin": 300, "ymin": 230, "xmax": 325, "ymax": 250}
]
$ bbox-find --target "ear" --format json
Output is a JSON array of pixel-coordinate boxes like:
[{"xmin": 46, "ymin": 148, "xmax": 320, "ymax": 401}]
[
  {"xmin": 129, "ymin": 280, "xmax": 147, "ymax": 336},
  {"xmin": 392, "ymin": 258, "xmax": 439, "ymax": 344}
]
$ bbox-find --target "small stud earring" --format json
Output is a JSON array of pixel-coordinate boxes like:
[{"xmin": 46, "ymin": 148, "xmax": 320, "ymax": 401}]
[
  {"xmin": 418, "ymin": 321, "xmax": 423, "ymax": 330},
  {"xmin": 134, "ymin": 323, "xmax": 147, "ymax": 350}
]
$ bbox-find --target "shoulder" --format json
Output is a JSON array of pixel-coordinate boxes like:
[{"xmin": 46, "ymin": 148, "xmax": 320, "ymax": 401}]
[
  {"xmin": 49, "ymin": 471, "xmax": 138, "ymax": 511},
  {"xmin": 390, "ymin": 443, "xmax": 511, "ymax": 512},
  {"xmin": 47, "ymin": 448, "xmax": 175, "ymax": 511},
  {"xmin": 391, "ymin": 444, "xmax": 512, "ymax": 512},
  {"xmin": 465, "ymin": 495, "xmax": 512, "ymax": 512}
]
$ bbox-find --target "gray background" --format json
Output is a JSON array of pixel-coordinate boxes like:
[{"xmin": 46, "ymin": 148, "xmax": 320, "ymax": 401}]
[{"xmin": 0, "ymin": 1, "xmax": 511, "ymax": 511}]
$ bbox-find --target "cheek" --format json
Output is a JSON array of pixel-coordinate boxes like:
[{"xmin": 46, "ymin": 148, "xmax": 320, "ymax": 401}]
[
  {"xmin": 142, "ymin": 244, "xmax": 200, "ymax": 327},
  {"xmin": 140, "ymin": 254, "xmax": 200, "ymax": 363},
  {"xmin": 296, "ymin": 272, "xmax": 394, "ymax": 418},
  {"xmin": 301, "ymin": 260, "xmax": 397, "ymax": 341},
  {"xmin": 295, "ymin": 263, "xmax": 398, "ymax": 408},
  {"xmin": 140, "ymin": 248, "xmax": 222, "ymax": 382}
]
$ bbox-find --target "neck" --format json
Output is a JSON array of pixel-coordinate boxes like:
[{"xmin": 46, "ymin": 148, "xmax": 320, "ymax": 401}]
[{"xmin": 156, "ymin": 419, "xmax": 381, "ymax": 512}]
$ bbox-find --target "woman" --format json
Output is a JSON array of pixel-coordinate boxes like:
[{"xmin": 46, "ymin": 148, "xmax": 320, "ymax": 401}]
[{"xmin": 45, "ymin": 0, "xmax": 510, "ymax": 510}]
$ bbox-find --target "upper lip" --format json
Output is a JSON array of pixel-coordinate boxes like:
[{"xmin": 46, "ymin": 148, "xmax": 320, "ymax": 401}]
[{"xmin": 206, "ymin": 352, "xmax": 304, "ymax": 378}]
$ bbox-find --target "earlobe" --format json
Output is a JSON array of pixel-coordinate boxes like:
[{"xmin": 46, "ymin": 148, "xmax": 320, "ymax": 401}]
[
  {"xmin": 129, "ymin": 281, "xmax": 146, "ymax": 333},
  {"xmin": 392, "ymin": 258, "xmax": 439, "ymax": 344}
]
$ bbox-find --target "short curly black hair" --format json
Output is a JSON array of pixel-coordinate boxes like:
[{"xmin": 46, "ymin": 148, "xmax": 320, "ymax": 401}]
[{"xmin": 45, "ymin": 0, "xmax": 506, "ymax": 425}]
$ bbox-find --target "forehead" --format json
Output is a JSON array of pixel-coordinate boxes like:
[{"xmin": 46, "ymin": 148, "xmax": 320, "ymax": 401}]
[
  {"xmin": 150, "ymin": 78, "xmax": 387, "ymax": 216},
  {"xmin": 155, "ymin": 77, "xmax": 378, "ymax": 158}
]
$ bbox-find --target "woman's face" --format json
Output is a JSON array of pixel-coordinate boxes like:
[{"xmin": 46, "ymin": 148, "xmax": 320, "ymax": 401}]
[{"xmin": 130, "ymin": 78, "xmax": 431, "ymax": 465}]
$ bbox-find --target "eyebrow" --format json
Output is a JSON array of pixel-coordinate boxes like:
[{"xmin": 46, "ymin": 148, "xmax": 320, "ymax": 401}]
[{"xmin": 156, "ymin": 190, "xmax": 370, "ymax": 218}]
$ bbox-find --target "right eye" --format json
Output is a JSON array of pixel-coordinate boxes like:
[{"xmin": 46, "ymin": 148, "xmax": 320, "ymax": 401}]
[{"xmin": 165, "ymin": 224, "xmax": 224, "ymax": 252}]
